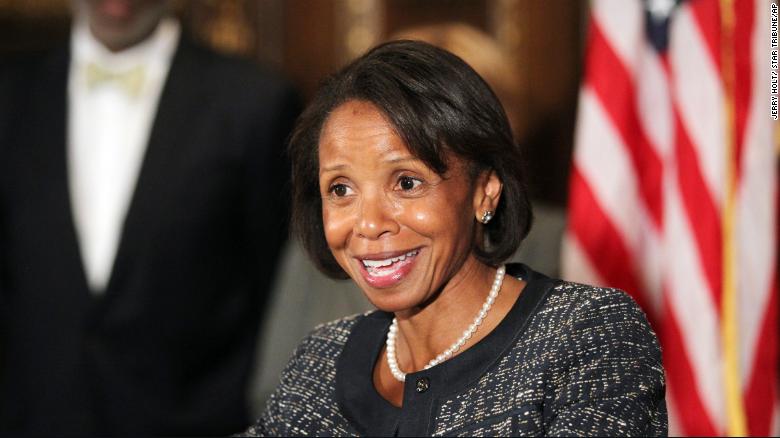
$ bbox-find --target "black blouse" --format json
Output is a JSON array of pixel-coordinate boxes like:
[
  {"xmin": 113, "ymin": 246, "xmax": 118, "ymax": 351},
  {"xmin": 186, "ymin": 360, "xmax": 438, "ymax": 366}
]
[
  {"xmin": 337, "ymin": 264, "xmax": 558, "ymax": 435},
  {"xmin": 246, "ymin": 264, "xmax": 667, "ymax": 436}
]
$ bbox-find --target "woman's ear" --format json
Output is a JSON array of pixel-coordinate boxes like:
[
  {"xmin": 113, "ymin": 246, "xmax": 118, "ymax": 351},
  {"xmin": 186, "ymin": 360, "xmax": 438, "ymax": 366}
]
[{"xmin": 473, "ymin": 170, "xmax": 502, "ymax": 224}]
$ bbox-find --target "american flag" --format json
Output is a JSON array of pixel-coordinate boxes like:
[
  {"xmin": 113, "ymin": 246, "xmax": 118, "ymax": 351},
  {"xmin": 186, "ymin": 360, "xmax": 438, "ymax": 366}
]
[{"xmin": 562, "ymin": 0, "xmax": 778, "ymax": 435}]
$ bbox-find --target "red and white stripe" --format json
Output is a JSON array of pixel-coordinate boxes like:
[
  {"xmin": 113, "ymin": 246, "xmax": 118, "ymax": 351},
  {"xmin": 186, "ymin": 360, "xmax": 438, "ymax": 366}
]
[{"xmin": 562, "ymin": 0, "xmax": 778, "ymax": 435}]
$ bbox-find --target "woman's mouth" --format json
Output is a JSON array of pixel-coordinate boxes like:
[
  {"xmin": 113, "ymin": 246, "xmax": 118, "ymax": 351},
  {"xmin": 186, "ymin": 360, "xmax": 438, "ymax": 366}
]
[{"xmin": 357, "ymin": 249, "xmax": 420, "ymax": 288}]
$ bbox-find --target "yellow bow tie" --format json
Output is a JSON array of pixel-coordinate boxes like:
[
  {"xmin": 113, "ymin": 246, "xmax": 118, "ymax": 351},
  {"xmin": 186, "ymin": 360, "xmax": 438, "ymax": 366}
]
[{"xmin": 85, "ymin": 63, "xmax": 145, "ymax": 98}]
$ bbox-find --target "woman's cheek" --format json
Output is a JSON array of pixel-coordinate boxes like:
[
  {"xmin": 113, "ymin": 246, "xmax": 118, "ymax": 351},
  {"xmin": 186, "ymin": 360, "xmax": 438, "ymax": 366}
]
[
  {"xmin": 404, "ymin": 192, "xmax": 474, "ymax": 239},
  {"xmin": 398, "ymin": 200, "xmax": 437, "ymax": 235},
  {"xmin": 413, "ymin": 209, "xmax": 429, "ymax": 224},
  {"xmin": 322, "ymin": 206, "xmax": 353, "ymax": 250}
]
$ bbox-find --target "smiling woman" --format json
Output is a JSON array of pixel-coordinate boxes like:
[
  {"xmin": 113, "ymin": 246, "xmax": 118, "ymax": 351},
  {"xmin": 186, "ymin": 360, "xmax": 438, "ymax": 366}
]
[
  {"xmin": 317, "ymin": 100, "xmax": 511, "ymax": 314},
  {"xmin": 243, "ymin": 40, "xmax": 667, "ymax": 437}
]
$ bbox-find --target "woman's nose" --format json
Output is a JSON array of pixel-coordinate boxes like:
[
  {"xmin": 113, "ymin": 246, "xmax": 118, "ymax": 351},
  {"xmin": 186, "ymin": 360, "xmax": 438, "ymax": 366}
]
[{"xmin": 355, "ymin": 192, "xmax": 399, "ymax": 239}]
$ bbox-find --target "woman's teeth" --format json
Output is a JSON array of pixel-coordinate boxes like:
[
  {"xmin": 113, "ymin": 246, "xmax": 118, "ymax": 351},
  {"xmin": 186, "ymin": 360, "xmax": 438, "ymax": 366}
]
[{"xmin": 361, "ymin": 249, "xmax": 419, "ymax": 269}]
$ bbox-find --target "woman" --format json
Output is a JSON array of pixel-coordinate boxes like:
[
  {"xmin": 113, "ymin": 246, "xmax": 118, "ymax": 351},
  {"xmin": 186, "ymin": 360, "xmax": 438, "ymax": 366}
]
[{"xmin": 246, "ymin": 41, "xmax": 666, "ymax": 436}]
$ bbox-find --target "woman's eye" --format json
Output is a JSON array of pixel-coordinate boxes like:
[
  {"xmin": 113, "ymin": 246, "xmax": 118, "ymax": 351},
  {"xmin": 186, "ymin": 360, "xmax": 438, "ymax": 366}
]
[
  {"xmin": 397, "ymin": 176, "xmax": 422, "ymax": 191},
  {"xmin": 330, "ymin": 183, "xmax": 352, "ymax": 197}
]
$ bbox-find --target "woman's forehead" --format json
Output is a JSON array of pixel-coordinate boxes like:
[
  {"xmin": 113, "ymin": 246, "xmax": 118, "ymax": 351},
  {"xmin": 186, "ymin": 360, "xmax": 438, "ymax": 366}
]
[
  {"xmin": 320, "ymin": 100, "xmax": 395, "ymax": 140},
  {"xmin": 317, "ymin": 99, "xmax": 469, "ymax": 177},
  {"xmin": 319, "ymin": 101, "xmax": 409, "ymax": 161}
]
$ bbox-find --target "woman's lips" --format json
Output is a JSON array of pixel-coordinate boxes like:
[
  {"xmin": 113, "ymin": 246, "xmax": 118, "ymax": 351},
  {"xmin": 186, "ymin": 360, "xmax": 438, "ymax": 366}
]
[{"xmin": 356, "ymin": 249, "xmax": 420, "ymax": 288}]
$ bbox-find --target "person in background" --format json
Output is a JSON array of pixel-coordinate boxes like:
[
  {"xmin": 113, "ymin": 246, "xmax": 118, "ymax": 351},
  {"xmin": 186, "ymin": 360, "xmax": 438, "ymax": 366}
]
[
  {"xmin": 0, "ymin": 0, "xmax": 298, "ymax": 435},
  {"xmin": 246, "ymin": 40, "xmax": 666, "ymax": 436}
]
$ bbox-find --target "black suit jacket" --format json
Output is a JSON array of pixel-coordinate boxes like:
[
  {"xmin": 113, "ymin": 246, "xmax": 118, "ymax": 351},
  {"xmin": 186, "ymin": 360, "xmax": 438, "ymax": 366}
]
[{"xmin": 0, "ymin": 34, "xmax": 299, "ymax": 436}]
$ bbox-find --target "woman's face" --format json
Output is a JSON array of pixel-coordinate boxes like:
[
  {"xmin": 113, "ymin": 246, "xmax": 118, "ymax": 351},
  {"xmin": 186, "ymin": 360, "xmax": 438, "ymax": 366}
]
[{"xmin": 318, "ymin": 100, "xmax": 499, "ymax": 312}]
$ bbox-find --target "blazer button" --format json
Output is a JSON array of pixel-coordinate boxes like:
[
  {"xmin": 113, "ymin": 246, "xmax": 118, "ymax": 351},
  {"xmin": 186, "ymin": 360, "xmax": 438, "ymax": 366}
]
[{"xmin": 415, "ymin": 377, "xmax": 430, "ymax": 393}]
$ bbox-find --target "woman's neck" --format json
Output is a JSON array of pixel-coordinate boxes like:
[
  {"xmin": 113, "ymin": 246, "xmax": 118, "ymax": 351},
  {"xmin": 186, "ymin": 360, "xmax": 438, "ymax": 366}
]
[{"xmin": 392, "ymin": 258, "xmax": 523, "ymax": 372}]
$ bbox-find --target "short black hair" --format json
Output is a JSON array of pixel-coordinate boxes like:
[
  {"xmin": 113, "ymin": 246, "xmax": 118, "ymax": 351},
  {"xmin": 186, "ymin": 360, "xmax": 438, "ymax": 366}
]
[{"xmin": 289, "ymin": 40, "xmax": 532, "ymax": 279}]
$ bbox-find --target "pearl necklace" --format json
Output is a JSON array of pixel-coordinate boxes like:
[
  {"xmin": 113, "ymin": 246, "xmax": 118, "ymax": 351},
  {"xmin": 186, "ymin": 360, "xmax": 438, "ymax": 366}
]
[{"xmin": 386, "ymin": 265, "xmax": 506, "ymax": 382}]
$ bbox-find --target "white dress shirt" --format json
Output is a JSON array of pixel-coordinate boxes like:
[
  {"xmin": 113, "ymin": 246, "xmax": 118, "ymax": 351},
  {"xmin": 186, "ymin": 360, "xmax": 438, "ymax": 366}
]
[{"xmin": 68, "ymin": 18, "xmax": 180, "ymax": 293}]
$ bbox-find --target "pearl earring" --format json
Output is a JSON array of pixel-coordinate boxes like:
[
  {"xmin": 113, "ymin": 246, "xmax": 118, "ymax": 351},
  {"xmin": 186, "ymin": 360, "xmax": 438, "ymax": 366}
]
[{"xmin": 480, "ymin": 211, "xmax": 494, "ymax": 224}]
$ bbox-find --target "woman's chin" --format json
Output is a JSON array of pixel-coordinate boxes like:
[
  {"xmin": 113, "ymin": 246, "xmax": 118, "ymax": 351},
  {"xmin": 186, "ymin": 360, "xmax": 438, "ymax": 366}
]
[
  {"xmin": 353, "ymin": 273, "xmax": 427, "ymax": 313},
  {"xmin": 362, "ymin": 292, "xmax": 423, "ymax": 314}
]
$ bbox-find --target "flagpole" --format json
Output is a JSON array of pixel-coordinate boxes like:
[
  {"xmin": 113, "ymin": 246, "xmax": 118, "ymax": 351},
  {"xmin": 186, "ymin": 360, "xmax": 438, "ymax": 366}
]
[{"xmin": 719, "ymin": 0, "xmax": 747, "ymax": 435}]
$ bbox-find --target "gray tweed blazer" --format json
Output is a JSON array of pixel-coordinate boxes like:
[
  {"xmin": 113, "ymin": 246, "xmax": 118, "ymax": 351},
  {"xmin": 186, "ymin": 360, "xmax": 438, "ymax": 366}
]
[{"xmin": 245, "ymin": 264, "xmax": 667, "ymax": 436}]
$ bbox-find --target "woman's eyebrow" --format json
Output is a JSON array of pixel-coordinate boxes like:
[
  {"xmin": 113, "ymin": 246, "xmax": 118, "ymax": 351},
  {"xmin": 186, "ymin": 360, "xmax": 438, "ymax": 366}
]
[
  {"xmin": 320, "ymin": 157, "xmax": 419, "ymax": 173},
  {"xmin": 320, "ymin": 164, "xmax": 348, "ymax": 173},
  {"xmin": 384, "ymin": 156, "xmax": 418, "ymax": 164}
]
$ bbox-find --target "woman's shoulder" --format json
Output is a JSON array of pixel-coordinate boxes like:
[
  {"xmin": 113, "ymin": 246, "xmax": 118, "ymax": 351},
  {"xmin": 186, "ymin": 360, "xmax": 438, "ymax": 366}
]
[
  {"xmin": 541, "ymin": 279, "xmax": 655, "ymax": 333},
  {"xmin": 311, "ymin": 310, "xmax": 373, "ymax": 337},
  {"xmin": 522, "ymin": 277, "xmax": 663, "ymax": 374},
  {"xmin": 510, "ymin": 264, "xmax": 650, "ymax": 327},
  {"xmin": 295, "ymin": 311, "xmax": 374, "ymax": 356},
  {"xmin": 249, "ymin": 312, "xmax": 373, "ymax": 436},
  {"xmin": 504, "ymin": 276, "xmax": 666, "ymax": 435},
  {"xmin": 512, "ymin": 271, "xmax": 661, "ymax": 364}
]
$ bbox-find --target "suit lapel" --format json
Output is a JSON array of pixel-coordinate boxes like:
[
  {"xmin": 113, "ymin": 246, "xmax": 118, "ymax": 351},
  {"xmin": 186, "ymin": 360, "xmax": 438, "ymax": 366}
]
[
  {"xmin": 103, "ymin": 36, "xmax": 203, "ymax": 295},
  {"xmin": 32, "ymin": 45, "xmax": 95, "ymax": 301}
]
